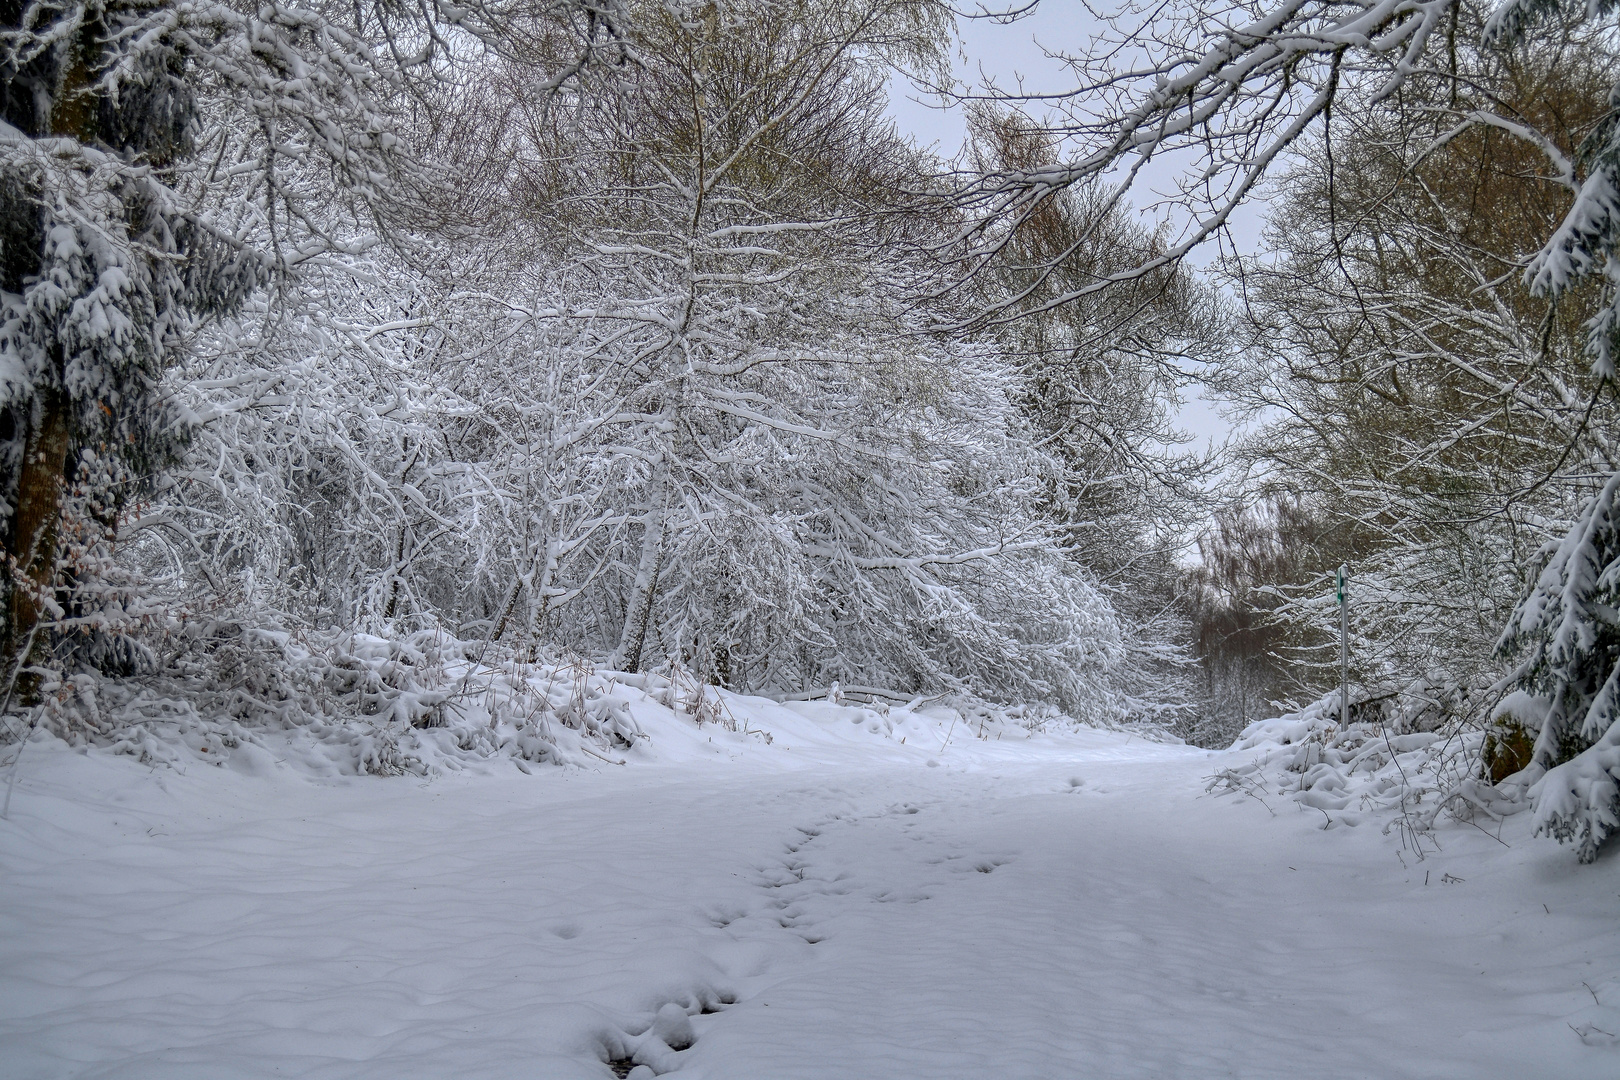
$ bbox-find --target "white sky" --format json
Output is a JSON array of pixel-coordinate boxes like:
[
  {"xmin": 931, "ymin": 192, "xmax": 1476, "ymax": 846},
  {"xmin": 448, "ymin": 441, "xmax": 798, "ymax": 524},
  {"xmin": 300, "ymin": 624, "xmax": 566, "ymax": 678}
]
[
  {"xmin": 887, "ymin": 2, "xmax": 1094, "ymax": 160},
  {"xmin": 881, "ymin": 1, "xmax": 1262, "ymax": 456}
]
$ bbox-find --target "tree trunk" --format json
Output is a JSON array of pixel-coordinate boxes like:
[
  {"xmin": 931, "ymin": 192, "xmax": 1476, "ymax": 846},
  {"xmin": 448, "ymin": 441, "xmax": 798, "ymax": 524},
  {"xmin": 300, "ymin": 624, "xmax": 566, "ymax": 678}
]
[
  {"xmin": 383, "ymin": 528, "xmax": 407, "ymax": 620},
  {"xmin": 615, "ymin": 465, "xmax": 670, "ymax": 673},
  {"xmin": 4, "ymin": 392, "xmax": 71, "ymax": 701},
  {"xmin": 0, "ymin": 18, "xmax": 95, "ymax": 701},
  {"xmin": 616, "ymin": 518, "xmax": 667, "ymax": 675}
]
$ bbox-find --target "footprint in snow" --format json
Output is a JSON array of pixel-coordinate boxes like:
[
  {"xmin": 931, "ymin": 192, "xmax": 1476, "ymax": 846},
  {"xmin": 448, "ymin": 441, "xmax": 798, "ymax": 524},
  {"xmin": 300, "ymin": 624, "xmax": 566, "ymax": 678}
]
[
  {"xmin": 702, "ymin": 903, "xmax": 749, "ymax": 929},
  {"xmin": 604, "ymin": 993, "xmax": 733, "ymax": 1077}
]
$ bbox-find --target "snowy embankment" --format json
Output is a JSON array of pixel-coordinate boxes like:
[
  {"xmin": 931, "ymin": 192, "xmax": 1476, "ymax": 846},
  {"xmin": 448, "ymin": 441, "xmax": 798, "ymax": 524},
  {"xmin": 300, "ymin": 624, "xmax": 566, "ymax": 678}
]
[
  {"xmin": 3, "ymin": 683, "xmax": 1619, "ymax": 1079},
  {"xmin": 41, "ymin": 629, "xmax": 1075, "ymax": 780}
]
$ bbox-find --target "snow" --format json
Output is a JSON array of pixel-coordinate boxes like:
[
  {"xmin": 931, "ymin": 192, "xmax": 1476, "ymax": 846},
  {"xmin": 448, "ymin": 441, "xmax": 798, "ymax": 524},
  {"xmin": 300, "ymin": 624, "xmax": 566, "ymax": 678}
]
[{"xmin": 3, "ymin": 695, "xmax": 1618, "ymax": 1078}]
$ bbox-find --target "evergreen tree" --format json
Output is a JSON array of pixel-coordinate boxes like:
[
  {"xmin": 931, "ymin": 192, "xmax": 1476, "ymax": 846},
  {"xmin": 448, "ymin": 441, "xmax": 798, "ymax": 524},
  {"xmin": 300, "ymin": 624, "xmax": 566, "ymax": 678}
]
[
  {"xmin": 1497, "ymin": 472, "xmax": 1620, "ymax": 859},
  {"xmin": 1, "ymin": 0, "xmax": 257, "ymax": 697},
  {"xmin": 1484, "ymin": 0, "xmax": 1620, "ymax": 859}
]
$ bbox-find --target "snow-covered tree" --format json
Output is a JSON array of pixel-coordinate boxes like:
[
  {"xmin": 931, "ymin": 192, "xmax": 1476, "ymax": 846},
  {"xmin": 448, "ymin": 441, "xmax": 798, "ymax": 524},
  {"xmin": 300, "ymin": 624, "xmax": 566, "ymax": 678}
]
[
  {"xmin": 957, "ymin": 106, "xmax": 1225, "ymax": 722},
  {"xmin": 1455, "ymin": 0, "xmax": 1620, "ymax": 860},
  {"xmin": 472, "ymin": 0, "xmax": 1126, "ymax": 709},
  {"xmin": 0, "ymin": 0, "xmax": 628, "ymax": 700},
  {"xmin": 1497, "ymin": 472, "xmax": 1620, "ymax": 860},
  {"xmin": 118, "ymin": 0, "xmax": 1134, "ymax": 716},
  {"xmin": 1213, "ymin": 22, "xmax": 1616, "ymax": 718},
  {"xmin": 1, "ymin": 0, "xmax": 258, "ymax": 698},
  {"xmin": 1182, "ymin": 497, "xmax": 1330, "ymax": 744},
  {"xmin": 928, "ymin": 0, "xmax": 1620, "ymax": 849}
]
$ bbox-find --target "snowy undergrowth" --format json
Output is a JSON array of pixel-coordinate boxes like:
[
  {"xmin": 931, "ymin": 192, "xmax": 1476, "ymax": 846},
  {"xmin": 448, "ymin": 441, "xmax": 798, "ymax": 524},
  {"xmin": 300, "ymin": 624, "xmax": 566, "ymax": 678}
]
[
  {"xmin": 2, "ymin": 624, "xmax": 1101, "ymax": 780},
  {"xmin": 1207, "ymin": 690, "xmax": 1525, "ymax": 852}
]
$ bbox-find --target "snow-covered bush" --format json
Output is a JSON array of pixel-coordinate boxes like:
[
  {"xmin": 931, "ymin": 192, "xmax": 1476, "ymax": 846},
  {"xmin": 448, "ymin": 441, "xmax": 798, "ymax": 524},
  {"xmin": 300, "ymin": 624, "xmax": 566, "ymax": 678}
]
[
  {"xmin": 1210, "ymin": 688, "xmax": 1506, "ymax": 848},
  {"xmin": 12, "ymin": 609, "xmax": 1108, "ymax": 780},
  {"xmin": 22, "ymin": 616, "xmax": 661, "ymax": 776}
]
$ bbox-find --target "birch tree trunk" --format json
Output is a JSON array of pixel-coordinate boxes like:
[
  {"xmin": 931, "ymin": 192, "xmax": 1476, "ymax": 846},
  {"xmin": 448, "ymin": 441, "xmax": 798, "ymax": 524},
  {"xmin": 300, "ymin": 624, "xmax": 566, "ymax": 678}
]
[{"xmin": 614, "ymin": 454, "xmax": 671, "ymax": 673}]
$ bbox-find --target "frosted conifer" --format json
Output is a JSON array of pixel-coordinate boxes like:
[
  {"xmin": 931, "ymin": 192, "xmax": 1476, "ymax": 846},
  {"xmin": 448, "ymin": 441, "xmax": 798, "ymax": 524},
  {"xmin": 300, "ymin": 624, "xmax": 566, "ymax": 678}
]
[{"xmin": 1483, "ymin": 0, "xmax": 1620, "ymax": 859}]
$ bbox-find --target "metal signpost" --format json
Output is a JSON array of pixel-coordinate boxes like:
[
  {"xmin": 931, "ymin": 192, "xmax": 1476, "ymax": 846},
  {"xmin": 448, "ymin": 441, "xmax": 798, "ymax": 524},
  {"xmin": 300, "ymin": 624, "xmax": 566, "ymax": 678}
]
[{"xmin": 1336, "ymin": 563, "xmax": 1349, "ymax": 735}]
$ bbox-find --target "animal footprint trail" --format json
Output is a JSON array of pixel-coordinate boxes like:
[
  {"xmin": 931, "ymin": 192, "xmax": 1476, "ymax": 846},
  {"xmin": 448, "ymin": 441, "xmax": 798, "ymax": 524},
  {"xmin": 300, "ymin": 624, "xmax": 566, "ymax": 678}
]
[
  {"xmin": 747, "ymin": 819, "xmax": 849, "ymax": 945},
  {"xmin": 596, "ymin": 814, "xmax": 872, "ymax": 1076}
]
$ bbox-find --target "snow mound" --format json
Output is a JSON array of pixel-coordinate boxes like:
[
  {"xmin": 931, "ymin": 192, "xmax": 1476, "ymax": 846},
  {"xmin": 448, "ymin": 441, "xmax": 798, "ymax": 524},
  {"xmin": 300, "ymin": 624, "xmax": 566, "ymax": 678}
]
[{"xmin": 1208, "ymin": 691, "xmax": 1524, "ymax": 842}]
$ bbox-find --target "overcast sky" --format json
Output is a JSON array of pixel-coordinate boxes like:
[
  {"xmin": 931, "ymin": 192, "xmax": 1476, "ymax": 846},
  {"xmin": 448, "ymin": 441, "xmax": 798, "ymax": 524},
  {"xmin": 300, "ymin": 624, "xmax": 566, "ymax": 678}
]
[{"xmin": 887, "ymin": 2, "xmax": 1092, "ymax": 159}]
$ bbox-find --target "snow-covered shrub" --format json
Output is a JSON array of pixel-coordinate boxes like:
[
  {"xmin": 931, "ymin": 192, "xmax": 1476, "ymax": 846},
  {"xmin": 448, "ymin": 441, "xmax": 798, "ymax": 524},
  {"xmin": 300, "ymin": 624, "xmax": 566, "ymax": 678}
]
[
  {"xmin": 1480, "ymin": 691, "xmax": 1538, "ymax": 783},
  {"xmin": 10, "ymin": 616, "xmax": 664, "ymax": 776},
  {"xmin": 1210, "ymin": 686, "xmax": 1514, "ymax": 848}
]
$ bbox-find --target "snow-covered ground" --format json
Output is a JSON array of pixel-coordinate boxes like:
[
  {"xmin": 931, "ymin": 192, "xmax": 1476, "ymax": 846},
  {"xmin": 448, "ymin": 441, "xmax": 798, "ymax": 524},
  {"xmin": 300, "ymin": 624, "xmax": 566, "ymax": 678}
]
[{"xmin": 3, "ymin": 694, "xmax": 1618, "ymax": 1079}]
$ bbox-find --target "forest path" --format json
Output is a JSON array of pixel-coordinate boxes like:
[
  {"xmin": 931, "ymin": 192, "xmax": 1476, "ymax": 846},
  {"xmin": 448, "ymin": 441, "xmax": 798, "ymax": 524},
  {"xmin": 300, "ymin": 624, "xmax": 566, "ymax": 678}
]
[{"xmin": 1, "ymin": 725, "xmax": 1616, "ymax": 1078}]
